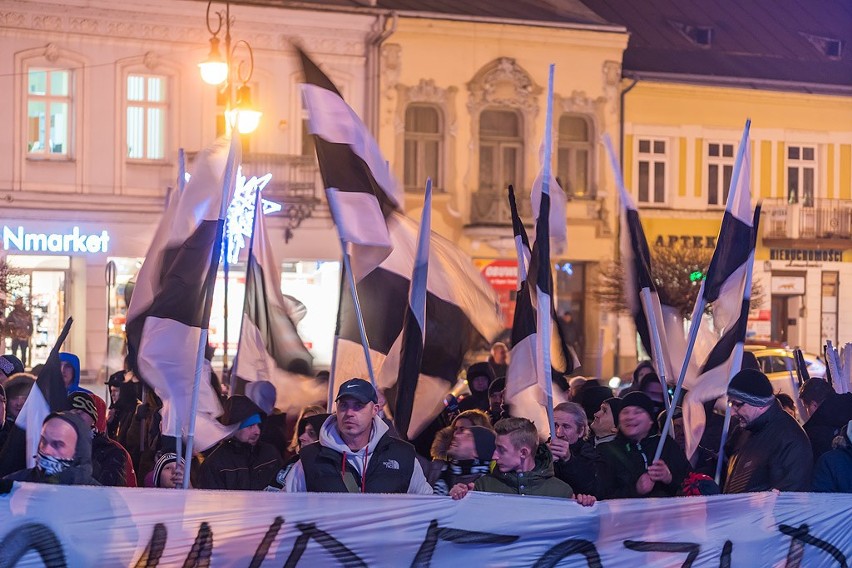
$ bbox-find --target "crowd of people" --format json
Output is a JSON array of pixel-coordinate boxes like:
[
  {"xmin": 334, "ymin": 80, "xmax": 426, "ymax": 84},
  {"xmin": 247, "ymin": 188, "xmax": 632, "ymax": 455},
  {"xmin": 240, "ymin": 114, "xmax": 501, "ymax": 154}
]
[{"xmin": 1, "ymin": 340, "xmax": 851, "ymax": 503}]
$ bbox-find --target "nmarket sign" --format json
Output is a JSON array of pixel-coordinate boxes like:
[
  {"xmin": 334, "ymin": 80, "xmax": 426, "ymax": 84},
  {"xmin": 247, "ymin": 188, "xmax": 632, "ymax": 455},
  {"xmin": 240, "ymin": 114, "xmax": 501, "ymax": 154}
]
[{"xmin": 3, "ymin": 226, "xmax": 110, "ymax": 254}]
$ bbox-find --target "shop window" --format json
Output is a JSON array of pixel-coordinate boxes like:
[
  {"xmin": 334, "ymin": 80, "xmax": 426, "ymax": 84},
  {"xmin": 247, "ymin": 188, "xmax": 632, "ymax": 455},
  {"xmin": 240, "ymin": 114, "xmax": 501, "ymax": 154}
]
[
  {"xmin": 557, "ymin": 115, "xmax": 594, "ymax": 199},
  {"xmin": 27, "ymin": 68, "xmax": 72, "ymax": 156},
  {"xmin": 636, "ymin": 138, "xmax": 667, "ymax": 205},
  {"xmin": 126, "ymin": 74, "xmax": 167, "ymax": 160},
  {"xmin": 404, "ymin": 104, "xmax": 443, "ymax": 192},
  {"xmin": 707, "ymin": 142, "xmax": 734, "ymax": 206},
  {"xmin": 479, "ymin": 109, "xmax": 524, "ymax": 193},
  {"xmin": 787, "ymin": 145, "xmax": 816, "ymax": 207}
]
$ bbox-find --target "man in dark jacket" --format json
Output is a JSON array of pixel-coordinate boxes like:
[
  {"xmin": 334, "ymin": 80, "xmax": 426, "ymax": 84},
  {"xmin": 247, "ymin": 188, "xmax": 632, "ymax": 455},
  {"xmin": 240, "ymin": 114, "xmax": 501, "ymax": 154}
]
[
  {"xmin": 549, "ymin": 402, "xmax": 601, "ymax": 497},
  {"xmin": 4, "ymin": 412, "xmax": 99, "ymax": 485},
  {"xmin": 458, "ymin": 362, "xmax": 495, "ymax": 413},
  {"xmin": 283, "ymin": 378, "xmax": 432, "ymax": 494},
  {"xmin": 800, "ymin": 378, "xmax": 852, "ymax": 462},
  {"xmin": 724, "ymin": 369, "xmax": 812, "ymax": 494},
  {"xmin": 198, "ymin": 396, "xmax": 282, "ymax": 490},
  {"xmin": 68, "ymin": 392, "xmax": 136, "ymax": 487},
  {"xmin": 598, "ymin": 392, "xmax": 690, "ymax": 499},
  {"xmin": 450, "ymin": 417, "xmax": 594, "ymax": 505},
  {"xmin": 812, "ymin": 420, "xmax": 852, "ymax": 493}
]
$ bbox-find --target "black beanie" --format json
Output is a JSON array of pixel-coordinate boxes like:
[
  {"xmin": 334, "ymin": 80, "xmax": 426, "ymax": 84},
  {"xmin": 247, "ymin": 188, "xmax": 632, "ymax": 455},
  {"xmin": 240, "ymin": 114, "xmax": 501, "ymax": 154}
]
[
  {"xmin": 620, "ymin": 391, "xmax": 656, "ymax": 420},
  {"xmin": 604, "ymin": 397, "xmax": 625, "ymax": 427},
  {"xmin": 580, "ymin": 386, "xmax": 614, "ymax": 422},
  {"xmin": 468, "ymin": 426, "xmax": 496, "ymax": 461},
  {"xmin": 727, "ymin": 368, "xmax": 774, "ymax": 407}
]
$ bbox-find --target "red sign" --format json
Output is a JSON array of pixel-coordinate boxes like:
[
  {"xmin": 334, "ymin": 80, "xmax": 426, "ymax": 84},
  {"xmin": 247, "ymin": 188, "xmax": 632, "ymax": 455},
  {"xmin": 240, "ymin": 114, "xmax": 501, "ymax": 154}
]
[{"xmin": 475, "ymin": 259, "xmax": 518, "ymax": 329}]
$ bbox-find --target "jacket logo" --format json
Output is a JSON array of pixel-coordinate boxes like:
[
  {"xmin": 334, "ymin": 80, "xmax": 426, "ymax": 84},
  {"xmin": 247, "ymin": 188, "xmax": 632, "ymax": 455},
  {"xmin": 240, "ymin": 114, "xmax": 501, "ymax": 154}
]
[{"xmin": 383, "ymin": 459, "xmax": 400, "ymax": 470}]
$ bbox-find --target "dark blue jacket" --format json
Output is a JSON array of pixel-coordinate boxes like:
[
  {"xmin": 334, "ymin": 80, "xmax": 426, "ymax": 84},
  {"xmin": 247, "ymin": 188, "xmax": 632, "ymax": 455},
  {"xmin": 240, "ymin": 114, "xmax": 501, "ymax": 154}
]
[{"xmin": 812, "ymin": 444, "xmax": 852, "ymax": 493}]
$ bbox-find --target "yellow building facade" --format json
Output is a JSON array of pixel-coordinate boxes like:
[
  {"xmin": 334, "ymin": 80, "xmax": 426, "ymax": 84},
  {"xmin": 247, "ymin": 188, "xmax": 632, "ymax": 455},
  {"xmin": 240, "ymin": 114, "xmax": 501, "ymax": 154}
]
[
  {"xmin": 623, "ymin": 81, "xmax": 852, "ymax": 356},
  {"xmin": 376, "ymin": 16, "xmax": 628, "ymax": 377}
]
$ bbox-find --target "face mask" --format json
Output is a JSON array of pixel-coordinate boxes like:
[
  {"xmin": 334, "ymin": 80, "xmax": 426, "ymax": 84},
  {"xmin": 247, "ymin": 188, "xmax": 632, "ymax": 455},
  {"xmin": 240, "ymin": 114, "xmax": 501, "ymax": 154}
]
[{"xmin": 36, "ymin": 451, "xmax": 74, "ymax": 476}]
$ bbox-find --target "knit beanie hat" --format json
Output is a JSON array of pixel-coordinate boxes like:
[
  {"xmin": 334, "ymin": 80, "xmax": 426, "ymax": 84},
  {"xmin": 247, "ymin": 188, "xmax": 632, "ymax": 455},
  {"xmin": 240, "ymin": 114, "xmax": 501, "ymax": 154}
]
[
  {"xmin": 68, "ymin": 392, "xmax": 98, "ymax": 427},
  {"xmin": 468, "ymin": 426, "xmax": 496, "ymax": 461},
  {"xmin": 152, "ymin": 453, "xmax": 185, "ymax": 488},
  {"xmin": 727, "ymin": 368, "xmax": 774, "ymax": 407},
  {"xmin": 620, "ymin": 391, "xmax": 656, "ymax": 420},
  {"xmin": 0, "ymin": 355, "xmax": 24, "ymax": 377},
  {"xmin": 604, "ymin": 397, "xmax": 625, "ymax": 427},
  {"xmin": 581, "ymin": 385, "xmax": 615, "ymax": 421}
]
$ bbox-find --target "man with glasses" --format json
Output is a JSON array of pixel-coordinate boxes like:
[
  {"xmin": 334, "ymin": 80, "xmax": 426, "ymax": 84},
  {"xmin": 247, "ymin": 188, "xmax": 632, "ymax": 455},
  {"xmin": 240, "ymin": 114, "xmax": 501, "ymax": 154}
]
[{"xmin": 723, "ymin": 369, "xmax": 812, "ymax": 494}]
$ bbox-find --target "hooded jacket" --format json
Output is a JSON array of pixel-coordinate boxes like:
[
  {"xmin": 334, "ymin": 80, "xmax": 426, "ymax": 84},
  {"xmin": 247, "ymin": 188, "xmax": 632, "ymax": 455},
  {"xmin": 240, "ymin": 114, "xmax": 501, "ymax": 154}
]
[
  {"xmin": 803, "ymin": 392, "xmax": 852, "ymax": 462},
  {"xmin": 598, "ymin": 432, "xmax": 691, "ymax": 499},
  {"xmin": 812, "ymin": 430, "xmax": 852, "ymax": 493},
  {"xmin": 284, "ymin": 415, "xmax": 432, "ymax": 494},
  {"xmin": 4, "ymin": 412, "xmax": 100, "ymax": 486},
  {"xmin": 724, "ymin": 401, "xmax": 813, "ymax": 494},
  {"xmin": 59, "ymin": 353, "xmax": 91, "ymax": 395},
  {"xmin": 473, "ymin": 443, "xmax": 574, "ymax": 499}
]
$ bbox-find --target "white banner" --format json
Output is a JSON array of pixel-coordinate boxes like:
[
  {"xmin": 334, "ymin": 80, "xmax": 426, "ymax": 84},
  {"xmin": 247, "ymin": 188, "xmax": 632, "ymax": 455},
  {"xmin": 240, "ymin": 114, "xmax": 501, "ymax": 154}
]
[{"xmin": 1, "ymin": 483, "xmax": 850, "ymax": 567}]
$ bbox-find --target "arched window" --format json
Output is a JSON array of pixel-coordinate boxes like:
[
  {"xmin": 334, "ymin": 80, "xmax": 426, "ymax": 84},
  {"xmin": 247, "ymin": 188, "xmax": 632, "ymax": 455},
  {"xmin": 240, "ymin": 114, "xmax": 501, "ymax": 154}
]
[
  {"xmin": 478, "ymin": 109, "xmax": 523, "ymax": 193},
  {"xmin": 557, "ymin": 115, "xmax": 593, "ymax": 198},
  {"xmin": 403, "ymin": 104, "xmax": 442, "ymax": 191}
]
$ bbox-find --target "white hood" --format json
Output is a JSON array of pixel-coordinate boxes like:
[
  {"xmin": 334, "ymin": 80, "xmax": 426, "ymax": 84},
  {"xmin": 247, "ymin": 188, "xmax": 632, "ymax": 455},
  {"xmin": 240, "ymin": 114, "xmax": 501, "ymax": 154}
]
[{"xmin": 318, "ymin": 414, "xmax": 389, "ymax": 476}]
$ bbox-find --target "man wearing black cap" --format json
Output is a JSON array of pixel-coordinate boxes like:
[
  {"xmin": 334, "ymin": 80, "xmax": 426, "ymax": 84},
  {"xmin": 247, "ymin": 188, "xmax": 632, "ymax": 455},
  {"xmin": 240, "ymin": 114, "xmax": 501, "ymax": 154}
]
[
  {"xmin": 458, "ymin": 362, "xmax": 495, "ymax": 413},
  {"xmin": 4, "ymin": 412, "xmax": 99, "ymax": 485},
  {"xmin": 431, "ymin": 425, "xmax": 495, "ymax": 495},
  {"xmin": 724, "ymin": 369, "xmax": 812, "ymax": 494},
  {"xmin": 283, "ymin": 378, "xmax": 432, "ymax": 494},
  {"xmin": 590, "ymin": 397, "xmax": 623, "ymax": 446},
  {"xmin": 598, "ymin": 392, "xmax": 690, "ymax": 499},
  {"xmin": 198, "ymin": 395, "xmax": 282, "ymax": 490}
]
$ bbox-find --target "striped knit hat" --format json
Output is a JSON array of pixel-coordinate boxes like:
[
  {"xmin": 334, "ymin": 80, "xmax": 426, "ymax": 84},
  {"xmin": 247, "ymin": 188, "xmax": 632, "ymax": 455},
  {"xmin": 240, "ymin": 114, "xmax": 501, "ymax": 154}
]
[{"xmin": 727, "ymin": 368, "xmax": 775, "ymax": 407}]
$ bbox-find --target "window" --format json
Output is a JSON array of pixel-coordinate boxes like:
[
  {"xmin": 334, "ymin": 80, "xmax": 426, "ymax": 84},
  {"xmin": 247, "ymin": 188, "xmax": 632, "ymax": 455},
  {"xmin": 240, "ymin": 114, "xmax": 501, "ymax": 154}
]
[
  {"xmin": 557, "ymin": 115, "xmax": 593, "ymax": 199},
  {"xmin": 479, "ymin": 109, "xmax": 523, "ymax": 193},
  {"xmin": 126, "ymin": 74, "xmax": 167, "ymax": 160},
  {"xmin": 707, "ymin": 142, "xmax": 734, "ymax": 206},
  {"xmin": 403, "ymin": 105, "xmax": 442, "ymax": 192},
  {"xmin": 27, "ymin": 68, "xmax": 71, "ymax": 156},
  {"xmin": 787, "ymin": 145, "xmax": 816, "ymax": 207},
  {"xmin": 636, "ymin": 138, "xmax": 667, "ymax": 205}
]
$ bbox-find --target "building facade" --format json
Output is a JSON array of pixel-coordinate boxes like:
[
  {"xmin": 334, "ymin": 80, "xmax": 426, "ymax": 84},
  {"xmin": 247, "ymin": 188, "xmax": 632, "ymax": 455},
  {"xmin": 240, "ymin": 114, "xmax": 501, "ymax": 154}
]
[{"xmin": 0, "ymin": 0, "xmax": 382, "ymax": 376}]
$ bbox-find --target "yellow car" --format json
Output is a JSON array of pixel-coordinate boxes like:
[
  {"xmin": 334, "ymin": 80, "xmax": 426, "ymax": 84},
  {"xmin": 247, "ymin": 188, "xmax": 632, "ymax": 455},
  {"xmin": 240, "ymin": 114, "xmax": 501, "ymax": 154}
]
[{"xmin": 744, "ymin": 346, "xmax": 826, "ymax": 398}]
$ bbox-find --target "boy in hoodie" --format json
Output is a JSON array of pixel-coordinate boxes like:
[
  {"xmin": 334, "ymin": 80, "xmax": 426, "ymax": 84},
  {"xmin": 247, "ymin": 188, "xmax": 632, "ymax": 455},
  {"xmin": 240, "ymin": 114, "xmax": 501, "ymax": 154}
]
[
  {"xmin": 59, "ymin": 352, "xmax": 91, "ymax": 394},
  {"xmin": 283, "ymin": 378, "xmax": 432, "ymax": 494},
  {"xmin": 4, "ymin": 412, "xmax": 99, "ymax": 486},
  {"xmin": 450, "ymin": 417, "xmax": 595, "ymax": 506}
]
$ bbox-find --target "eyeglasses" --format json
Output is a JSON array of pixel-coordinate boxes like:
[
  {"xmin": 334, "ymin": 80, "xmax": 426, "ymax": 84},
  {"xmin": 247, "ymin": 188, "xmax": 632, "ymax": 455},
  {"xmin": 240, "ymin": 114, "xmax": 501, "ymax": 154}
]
[{"xmin": 728, "ymin": 399, "xmax": 745, "ymax": 410}]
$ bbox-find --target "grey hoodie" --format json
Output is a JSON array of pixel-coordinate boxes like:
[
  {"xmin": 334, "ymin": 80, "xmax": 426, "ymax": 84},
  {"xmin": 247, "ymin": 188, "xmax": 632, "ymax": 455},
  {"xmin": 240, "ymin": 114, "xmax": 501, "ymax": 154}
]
[{"xmin": 283, "ymin": 415, "xmax": 431, "ymax": 494}]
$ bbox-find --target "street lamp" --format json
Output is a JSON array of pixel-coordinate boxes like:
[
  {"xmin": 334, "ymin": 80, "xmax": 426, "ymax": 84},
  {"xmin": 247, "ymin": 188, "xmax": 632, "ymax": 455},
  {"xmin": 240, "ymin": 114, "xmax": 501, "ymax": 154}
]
[{"xmin": 198, "ymin": 1, "xmax": 262, "ymax": 135}]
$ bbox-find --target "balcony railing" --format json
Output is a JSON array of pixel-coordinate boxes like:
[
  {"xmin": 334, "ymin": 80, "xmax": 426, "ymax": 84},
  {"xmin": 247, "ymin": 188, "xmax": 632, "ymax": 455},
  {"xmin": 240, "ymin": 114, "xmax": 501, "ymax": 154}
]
[
  {"xmin": 763, "ymin": 198, "xmax": 852, "ymax": 240},
  {"xmin": 469, "ymin": 187, "xmax": 532, "ymax": 226}
]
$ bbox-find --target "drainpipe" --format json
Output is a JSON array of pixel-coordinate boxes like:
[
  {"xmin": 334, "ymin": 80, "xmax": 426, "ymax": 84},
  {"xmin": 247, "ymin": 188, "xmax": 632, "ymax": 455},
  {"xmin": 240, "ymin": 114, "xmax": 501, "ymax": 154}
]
[
  {"xmin": 365, "ymin": 11, "xmax": 397, "ymax": 136},
  {"xmin": 613, "ymin": 77, "xmax": 638, "ymax": 378}
]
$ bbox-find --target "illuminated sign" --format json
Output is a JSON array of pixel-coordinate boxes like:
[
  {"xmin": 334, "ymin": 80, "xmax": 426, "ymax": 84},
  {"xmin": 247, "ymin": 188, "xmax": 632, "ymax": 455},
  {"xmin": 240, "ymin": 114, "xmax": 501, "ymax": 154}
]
[{"xmin": 2, "ymin": 226, "xmax": 110, "ymax": 254}]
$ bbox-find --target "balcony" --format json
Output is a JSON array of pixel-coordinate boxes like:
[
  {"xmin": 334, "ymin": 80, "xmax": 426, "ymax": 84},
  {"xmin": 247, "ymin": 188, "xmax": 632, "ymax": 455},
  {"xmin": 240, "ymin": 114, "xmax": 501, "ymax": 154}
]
[
  {"xmin": 469, "ymin": 187, "xmax": 533, "ymax": 227},
  {"xmin": 185, "ymin": 151, "xmax": 330, "ymax": 241},
  {"xmin": 762, "ymin": 198, "xmax": 852, "ymax": 247}
]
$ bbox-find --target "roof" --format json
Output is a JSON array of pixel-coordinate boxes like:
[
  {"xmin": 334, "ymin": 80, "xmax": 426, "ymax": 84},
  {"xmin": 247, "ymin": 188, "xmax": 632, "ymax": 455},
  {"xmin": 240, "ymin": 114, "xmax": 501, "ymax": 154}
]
[
  {"xmin": 227, "ymin": 0, "xmax": 618, "ymax": 28},
  {"xmin": 580, "ymin": 0, "xmax": 852, "ymax": 92}
]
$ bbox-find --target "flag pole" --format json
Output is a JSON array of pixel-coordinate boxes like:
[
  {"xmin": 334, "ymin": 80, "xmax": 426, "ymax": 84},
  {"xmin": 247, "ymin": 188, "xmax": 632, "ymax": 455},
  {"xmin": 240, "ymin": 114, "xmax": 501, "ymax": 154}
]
[
  {"xmin": 639, "ymin": 288, "xmax": 670, "ymax": 414},
  {"xmin": 340, "ymin": 244, "xmax": 378, "ymax": 390},
  {"xmin": 182, "ymin": 136, "xmax": 239, "ymax": 489},
  {"xmin": 540, "ymin": 64, "xmax": 556, "ymax": 440},
  {"xmin": 230, "ymin": 186, "xmax": 263, "ymax": 395},
  {"xmin": 328, "ymin": 265, "xmax": 346, "ymax": 412}
]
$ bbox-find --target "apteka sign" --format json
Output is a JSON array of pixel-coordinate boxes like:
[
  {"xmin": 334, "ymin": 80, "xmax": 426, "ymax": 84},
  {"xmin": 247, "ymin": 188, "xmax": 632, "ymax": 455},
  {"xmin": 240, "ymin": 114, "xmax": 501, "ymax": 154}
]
[{"xmin": 2, "ymin": 226, "xmax": 110, "ymax": 254}]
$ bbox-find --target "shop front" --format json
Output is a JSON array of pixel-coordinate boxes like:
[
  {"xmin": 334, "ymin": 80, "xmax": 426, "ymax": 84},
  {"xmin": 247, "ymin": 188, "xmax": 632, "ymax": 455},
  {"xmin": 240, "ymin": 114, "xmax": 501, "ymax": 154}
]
[{"xmin": 0, "ymin": 209, "xmax": 341, "ymax": 381}]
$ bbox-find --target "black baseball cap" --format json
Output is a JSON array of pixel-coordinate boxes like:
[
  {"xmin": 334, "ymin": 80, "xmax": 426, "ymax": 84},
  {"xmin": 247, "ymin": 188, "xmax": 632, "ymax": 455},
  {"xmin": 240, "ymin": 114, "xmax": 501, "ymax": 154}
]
[{"xmin": 335, "ymin": 378, "xmax": 378, "ymax": 404}]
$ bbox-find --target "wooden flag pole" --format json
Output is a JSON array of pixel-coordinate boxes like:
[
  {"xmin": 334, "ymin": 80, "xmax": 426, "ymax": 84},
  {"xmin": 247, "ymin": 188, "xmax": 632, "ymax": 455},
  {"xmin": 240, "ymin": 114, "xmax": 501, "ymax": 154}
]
[{"xmin": 341, "ymin": 244, "xmax": 379, "ymax": 390}]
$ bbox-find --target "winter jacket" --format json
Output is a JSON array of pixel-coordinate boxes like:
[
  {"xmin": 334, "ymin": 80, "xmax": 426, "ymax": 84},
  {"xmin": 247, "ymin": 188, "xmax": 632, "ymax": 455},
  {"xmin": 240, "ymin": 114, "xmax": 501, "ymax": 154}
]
[
  {"xmin": 4, "ymin": 413, "xmax": 99, "ymax": 486},
  {"xmin": 803, "ymin": 392, "xmax": 852, "ymax": 462},
  {"xmin": 284, "ymin": 415, "xmax": 432, "ymax": 494},
  {"xmin": 473, "ymin": 443, "xmax": 574, "ymax": 499},
  {"xmin": 553, "ymin": 438, "xmax": 601, "ymax": 497},
  {"xmin": 197, "ymin": 438, "xmax": 282, "ymax": 491},
  {"xmin": 91, "ymin": 433, "xmax": 136, "ymax": 487},
  {"xmin": 598, "ymin": 432, "xmax": 691, "ymax": 499},
  {"xmin": 724, "ymin": 401, "xmax": 813, "ymax": 494},
  {"xmin": 812, "ymin": 444, "xmax": 852, "ymax": 493}
]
